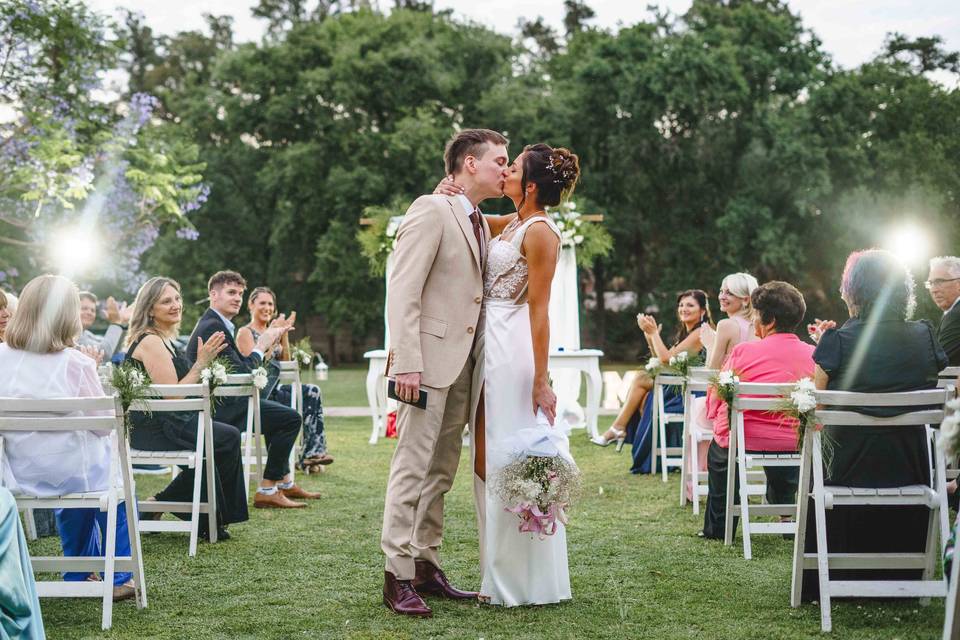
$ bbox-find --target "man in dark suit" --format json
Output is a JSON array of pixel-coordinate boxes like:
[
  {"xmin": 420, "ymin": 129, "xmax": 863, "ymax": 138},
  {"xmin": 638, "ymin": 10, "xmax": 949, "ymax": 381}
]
[
  {"xmin": 188, "ymin": 270, "xmax": 319, "ymax": 509},
  {"xmin": 927, "ymin": 257, "xmax": 960, "ymax": 366}
]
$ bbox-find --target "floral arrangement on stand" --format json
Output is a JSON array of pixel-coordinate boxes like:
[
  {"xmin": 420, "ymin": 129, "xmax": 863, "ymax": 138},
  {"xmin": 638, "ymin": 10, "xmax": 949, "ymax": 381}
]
[
  {"xmin": 103, "ymin": 362, "xmax": 153, "ymax": 436},
  {"xmin": 357, "ymin": 202, "xmax": 403, "ymax": 276},
  {"xmin": 495, "ymin": 455, "xmax": 582, "ymax": 539},
  {"xmin": 546, "ymin": 200, "xmax": 612, "ymax": 268}
]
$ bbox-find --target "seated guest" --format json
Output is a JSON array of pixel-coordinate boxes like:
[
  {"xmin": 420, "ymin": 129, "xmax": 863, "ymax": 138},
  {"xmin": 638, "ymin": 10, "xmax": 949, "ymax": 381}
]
[
  {"xmin": 700, "ymin": 281, "xmax": 814, "ymax": 539},
  {"xmin": 188, "ymin": 270, "xmax": 318, "ymax": 508},
  {"xmin": 627, "ymin": 290, "xmax": 712, "ymax": 473},
  {"xmin": 594, "ymin": 289, "xmax": 711, "ymax": 450},
  {"xmin": 926, "ymin": 256, "xmax": 960, "ymax": 366},
  {"xmin": 685, "ymin": 272, "xmax": 759, "ymax": 500},
  {"xmin": 0, "ymin": 290, "xmax": 9, "ymax": 342},
  {"xmin": 77, "ymin": 291, "xmax": 133, "ymax": 359},
  {"xmin": 237, "ymin": 287, "xmax": 334, "ymax": 471},
  {"xmin": 0, "ymin": 275, "xmax": 135, "ymax": 600},
  {"xmin": 125, "ymin": 277, "xmax": 249, "ymax": 539},
  {"xmin": 0, "ymin": 487, "xmax": 45, "ymax": 639},
  {"xmin": 802, "ymin": 249, "xmax": 947, "ymax": 600}
]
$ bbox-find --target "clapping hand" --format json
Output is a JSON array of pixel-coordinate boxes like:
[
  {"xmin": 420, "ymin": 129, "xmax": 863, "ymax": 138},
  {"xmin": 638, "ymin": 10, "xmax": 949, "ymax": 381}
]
[
  {"xmin": 104, "ymin": 297, "xmax": 134, "ymax": 325},
  {"xmin": 196, "ymin": 332, "xmax": 227, "ymax": 368},
  {"xmin": 806, "ymin": 318, "xmax": 836, "ymax": 344},
  {"xmin": 637, "ymin": 313, "xmax": 660, "ymax": 336},
  {"xmin": 77, "ymin": 345, "xmax": 104, "ymax": 365},
  {"xmin": 434, "ymin": 175, "xmax": 465, "ymax": 197}
]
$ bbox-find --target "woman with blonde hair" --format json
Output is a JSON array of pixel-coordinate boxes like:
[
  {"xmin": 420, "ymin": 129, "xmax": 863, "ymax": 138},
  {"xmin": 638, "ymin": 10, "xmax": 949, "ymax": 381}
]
[
  {"xmin": 0, "ymin": 275, "xmax": 135, "ymax": 600},
  {"xmin": 684, "ymin": 272, "xmax": 760, "ymax": 500},
  {"xmin": 125, "ymin": 277, "xmax": 248, "ymax": 540},
  {"xmin": 0, "ymin": 290, "xmax": 10, "ymax": 342}
]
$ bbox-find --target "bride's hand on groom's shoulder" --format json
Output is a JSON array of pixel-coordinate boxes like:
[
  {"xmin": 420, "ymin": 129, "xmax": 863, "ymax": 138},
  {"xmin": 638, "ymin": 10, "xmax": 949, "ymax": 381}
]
[
  {"xmin": 533, "ymin": 379, "xmax": 557, "ymax": 426},
  {"xmin": 434, "ymin": 175, "xmax": 465, "ymax": 197}
]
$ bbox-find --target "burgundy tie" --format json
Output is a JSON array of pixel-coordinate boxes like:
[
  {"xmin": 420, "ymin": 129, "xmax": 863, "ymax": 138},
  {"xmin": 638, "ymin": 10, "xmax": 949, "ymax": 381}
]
[{"xmin": 469, "ymin": 210, "xmax": 484, "ymax": 263}]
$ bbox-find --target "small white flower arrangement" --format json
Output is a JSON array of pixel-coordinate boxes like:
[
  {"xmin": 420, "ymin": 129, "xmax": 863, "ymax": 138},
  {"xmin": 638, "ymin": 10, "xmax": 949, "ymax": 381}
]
[
  {"xmin": 200, "ymin": 361, "xmax": 229, "ymax": 387},
  {"xmin": 644, "ymin": 356, "xmax": 662, "ymax": 374},
  {"xmin": 940, "ymin": 397, "xmax": 960, "ymax": 458},
  {"xmin": 290, "ymin": 337, "xmax": 316, "ymax": 372},
  {"xmin": 252, "ymin": 366, "xmax": 269, "ymax": 390},
  {"xmin": 775, "ymin": 377, "xmax": 822, "ymax": 450},
  {"xmin": 107, "ymin": 361, "xmax": 153, "ymax": 435}
]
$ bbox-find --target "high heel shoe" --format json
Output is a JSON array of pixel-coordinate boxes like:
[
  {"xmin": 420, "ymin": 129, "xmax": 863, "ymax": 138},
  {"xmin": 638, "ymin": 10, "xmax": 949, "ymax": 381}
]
[{"xmin": 591, "ymin": 427, "xmax": 625, "ymax": 451}]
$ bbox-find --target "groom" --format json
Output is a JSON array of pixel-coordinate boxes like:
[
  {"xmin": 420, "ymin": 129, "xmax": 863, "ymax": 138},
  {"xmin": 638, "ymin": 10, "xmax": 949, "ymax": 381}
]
[{"xmin": 381, "ymin": 129, "xmax": 508, "ymax": 617}]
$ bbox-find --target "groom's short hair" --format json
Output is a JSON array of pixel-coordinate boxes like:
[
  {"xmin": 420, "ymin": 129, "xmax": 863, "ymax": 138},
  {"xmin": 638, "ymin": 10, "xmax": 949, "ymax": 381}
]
[{"xmin": 444, "ymin": 128, "xmax": 508, "ymax": 175}]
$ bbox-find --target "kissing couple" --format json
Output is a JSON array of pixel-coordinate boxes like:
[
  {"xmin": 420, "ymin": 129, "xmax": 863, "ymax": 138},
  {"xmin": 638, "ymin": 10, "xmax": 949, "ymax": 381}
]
[{"xmin": 380, "ymin": 128, "xmax": 581, "ymax": 616}]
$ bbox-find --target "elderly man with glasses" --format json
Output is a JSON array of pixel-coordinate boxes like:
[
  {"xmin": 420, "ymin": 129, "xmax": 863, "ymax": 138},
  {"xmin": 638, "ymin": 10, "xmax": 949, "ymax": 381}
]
[{"xmin": 927, "ymin": 256, "xmax": 960, "ymax": 366}]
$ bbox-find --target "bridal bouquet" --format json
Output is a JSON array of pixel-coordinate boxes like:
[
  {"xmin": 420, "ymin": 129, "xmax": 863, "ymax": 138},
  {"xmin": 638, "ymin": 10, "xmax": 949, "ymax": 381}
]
[{"xmin": 494, "ymin": 425, "xmax": 581, "ymax": 539}]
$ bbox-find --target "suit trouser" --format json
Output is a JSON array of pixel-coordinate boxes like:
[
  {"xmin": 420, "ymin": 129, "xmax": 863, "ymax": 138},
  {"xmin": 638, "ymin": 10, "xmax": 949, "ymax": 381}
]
[
  {"xmin": 56, "ymin": 507, "xmax": 132, "ymax": 585},
  {"xmin": 702, "ymin": 439, "xmax": 799, "ymax": 539},
  {"xmin": 216, "ymin": 398, "xmax": 301, "ymax": 481},
  {"xmin": 381, "ymin": 355, "xmax": 473, "ymax": 580}
]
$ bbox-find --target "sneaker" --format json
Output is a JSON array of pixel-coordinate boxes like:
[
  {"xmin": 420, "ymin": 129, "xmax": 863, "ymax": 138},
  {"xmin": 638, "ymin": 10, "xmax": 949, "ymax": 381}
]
[{"xmin": 133, "ymin": 464, "xmax": 171, "ymax": 475}]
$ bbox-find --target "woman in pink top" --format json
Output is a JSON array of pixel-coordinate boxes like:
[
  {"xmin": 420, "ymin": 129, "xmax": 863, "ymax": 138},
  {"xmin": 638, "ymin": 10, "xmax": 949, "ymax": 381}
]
[{"xmin": 701, "ymin": 281, "xmax": 815, "ymax": 539}]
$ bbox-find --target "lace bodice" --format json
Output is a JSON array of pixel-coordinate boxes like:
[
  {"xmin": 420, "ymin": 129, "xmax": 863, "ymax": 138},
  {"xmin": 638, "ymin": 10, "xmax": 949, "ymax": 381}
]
[{"xmin": 483, "ymin": 216, "xmax": 562, "ymax": 302}]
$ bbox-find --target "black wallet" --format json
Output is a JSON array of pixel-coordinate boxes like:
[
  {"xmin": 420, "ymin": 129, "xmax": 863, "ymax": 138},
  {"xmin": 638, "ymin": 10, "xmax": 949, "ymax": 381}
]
[{"xmin": 387, "ymin": 379, "xmax": 429, "ymax": 409}]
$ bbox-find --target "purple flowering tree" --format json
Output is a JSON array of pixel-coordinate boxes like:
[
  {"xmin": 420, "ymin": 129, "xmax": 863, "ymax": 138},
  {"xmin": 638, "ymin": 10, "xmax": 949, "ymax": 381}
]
[{"xmin": 0, "ymin": 0, "xmax": 206, "ymax": 292}]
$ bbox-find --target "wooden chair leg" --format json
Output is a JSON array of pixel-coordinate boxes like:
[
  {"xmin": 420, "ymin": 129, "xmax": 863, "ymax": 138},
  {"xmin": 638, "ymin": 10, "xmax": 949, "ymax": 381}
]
[
  {"xmin": 811, "ymin": 433, "xmax": 832, "ymax": 632},
  {"xmin": 101, "ymin": 494, "xmax": 118, "ymax": 630},
  {"xmin": 790, "ymin": 432, "xmax": 813, "ymax": 608},
  {"xmin": 724, "ymin": 425, "xmax": 738, "ymax": 547},
  {"xmin": 736, "ymin": 421, "xmax": 752, "ymax": 560}
]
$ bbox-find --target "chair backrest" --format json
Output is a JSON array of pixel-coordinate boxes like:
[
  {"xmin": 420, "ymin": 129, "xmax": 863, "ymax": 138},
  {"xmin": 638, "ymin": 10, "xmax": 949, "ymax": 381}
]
[
  {"xmin": 733, "ymin": 382, "xmax": 800, "ymax": 412},
  {"xmin": 130, "ymin": 384, "xmax": 210, "ymax": 413},
  {"xmin": 276, "ymin": 360, "xmax": 299, "ymax": 372},
  {"xmin": 938, "ymin": 367, "xmax": 960, "ymax": 390},
  {"xmin": 276, "ymin": 360, "xmax": 300, "ymax": 384},
  {"xmin": 814, "ymin": 389, "xmax": 947, "ymax": 428},
  {"xmin": 213, "ymin": 373, "xmax": 256, "ymax": 398},
  {"xmin": 0, "ymin": 396, "xmax": 123, "ymax": 432},
  {"xmin": 686, "ymin": 368, "xmax": 717, "ymax": 393}
]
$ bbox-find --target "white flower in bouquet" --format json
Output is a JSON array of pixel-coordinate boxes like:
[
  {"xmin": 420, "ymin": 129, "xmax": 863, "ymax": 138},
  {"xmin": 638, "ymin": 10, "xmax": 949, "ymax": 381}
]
[
  {"xmin": 676, "ymin": 351, "xmax": 688, "ymax": 362},
  {"xmin": 520, "ymin": 479, "xmax": 543, "ymax": 504},
  {"xmin": 795, "ymin": 377, "xmax": 816, "ymax": 394},
  {"xmin": 946, "ymin": 397, "xmax": 960, "ymax": 412},
  {"xmin": 127, "ymin": 369, "xmax": 145, "ymax": 387},
  {"xmin": 211, "ymin": 362, "xmax": 228, "ymax": 385},
  {"xmin": 668, "ymin": 355, "xmax": 676, "ymax": 366},
  {"xmin": 790, "ymin": 389, "xmax": 817, "ymax": 413},
  {"xmin": 301, "ymin": 352, "xmax": 312, "ymax": 366},
  {"xmin": 718, "ymin": 370, "xmax": 738, "ymax": 386},
  {"xmin": 200, "ymin": 367, "xmax": 212, "ymax": 383},
  {"xmin": 941, "ymin": 412, "xmax": 960, "ymax": 457},
  {"xmin": 645, "ymin": 357, "xmax": 661, "ymax": 372},
  {"xmin": 252, "ymin": 367, "xmax": 268, "ymax": 390}
]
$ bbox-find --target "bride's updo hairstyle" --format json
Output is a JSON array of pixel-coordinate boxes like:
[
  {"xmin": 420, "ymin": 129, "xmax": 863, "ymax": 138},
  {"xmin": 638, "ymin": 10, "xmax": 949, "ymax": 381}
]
[{"xmin": 520, "ymin": 143, "xmax": 580, "ymax": 210}]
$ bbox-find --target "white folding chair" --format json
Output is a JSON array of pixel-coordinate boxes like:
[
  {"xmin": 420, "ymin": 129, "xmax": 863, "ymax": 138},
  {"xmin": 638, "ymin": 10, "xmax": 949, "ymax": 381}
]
[
  {"xmin": 0, "ymin": 396, "xmax": 147, "ymax": 630},
  {"xmin": 128, "ymin": 383, "xmax": 217, "ymax": 557},
  {"xmin": 938, "ymin": 366, "xmax": 960, "ymax": 390},
  {"xmin": 680, "ymin": 368, "xmax": 716, "ymax": 513},
  {"xmin": 650, "ymin": 373, "xmax": 686, "ymax": 481},
  {"xmin": 790, "ymin": 388, "xmax": 949, "ymax": 633},
  {"xmin": 214, "ymin": 374, "xmax": 262, "ymax": 498},
  {"xmin": 725, "ymin": 382, "xmax": 802, "ymax": 559},
  {"xmin": 276, "ymin": 360, "xmax": 305, "ymax": 479}
]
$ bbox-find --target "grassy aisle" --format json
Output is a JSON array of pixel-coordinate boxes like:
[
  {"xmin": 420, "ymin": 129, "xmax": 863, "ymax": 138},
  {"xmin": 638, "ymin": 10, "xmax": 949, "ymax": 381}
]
[{"xmin": 34, "ymin": 417, "xmax": 942, "ymax": 639}]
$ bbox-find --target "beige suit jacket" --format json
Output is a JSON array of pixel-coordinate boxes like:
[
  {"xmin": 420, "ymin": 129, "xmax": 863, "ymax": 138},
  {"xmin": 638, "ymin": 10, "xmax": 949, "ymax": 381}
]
[{"xmin": 387, "ymin": 194, "xmax": 489, "ymax": 389}]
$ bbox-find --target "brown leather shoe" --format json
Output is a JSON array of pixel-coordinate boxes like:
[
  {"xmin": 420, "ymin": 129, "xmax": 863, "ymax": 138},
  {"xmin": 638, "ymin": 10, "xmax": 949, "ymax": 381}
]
[
  {"xmin": 281, "ymin": 484, "xmax": 321, "ymax": 500},
  {"xmin": 253, "ymin": 490, "xmax": 306, "ymax": 509},
  {"xmin": 412, "ymin": 560, "xmax": 478, "ymax": 600},
  {"xmin": 303, "ymin": 453, "xmax": 334, "ymax": 466},
  {"xmin": 383, "ymin": 571, "xmax": 432, "ymax": 617},
  {"xmin": 113, "ymin": 580, "xmax": 136, "ymax": 602}
]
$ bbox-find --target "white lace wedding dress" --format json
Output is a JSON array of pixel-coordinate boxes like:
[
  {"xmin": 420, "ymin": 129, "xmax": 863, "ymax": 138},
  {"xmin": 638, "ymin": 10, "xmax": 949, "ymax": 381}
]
[{"xmin": 478, "ymin": 215, "xmax": 573, "ymax": 606}]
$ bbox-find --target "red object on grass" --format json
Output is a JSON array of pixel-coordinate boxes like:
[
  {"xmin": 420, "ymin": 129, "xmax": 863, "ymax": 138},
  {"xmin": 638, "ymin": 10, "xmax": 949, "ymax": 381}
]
[{"xmin": 386, "ymin": 411, "xmax": 398, "ymax": 438}]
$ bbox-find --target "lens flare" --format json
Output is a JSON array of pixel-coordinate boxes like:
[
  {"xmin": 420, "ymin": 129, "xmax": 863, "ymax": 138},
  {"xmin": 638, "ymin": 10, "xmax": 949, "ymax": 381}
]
[
  {"xmin": 883, "ymin": 223, "xmax": 931, "ymax": 267},
  {"xmin": 49, "ymin": 227, "xmax": 100, "ymax": 278}
]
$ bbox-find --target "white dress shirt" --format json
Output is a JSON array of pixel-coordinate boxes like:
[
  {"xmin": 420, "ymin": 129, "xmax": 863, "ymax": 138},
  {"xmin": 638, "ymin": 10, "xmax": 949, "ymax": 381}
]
[{"xmin": 0, "ymin": 344, "xmax": 113, "ymax": 497}]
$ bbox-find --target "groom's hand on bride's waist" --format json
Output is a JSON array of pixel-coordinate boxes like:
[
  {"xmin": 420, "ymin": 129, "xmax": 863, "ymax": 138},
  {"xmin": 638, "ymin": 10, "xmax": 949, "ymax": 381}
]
[{"xmin": 395, "ymin": 372, "xmax": 422, "ymax": 404}]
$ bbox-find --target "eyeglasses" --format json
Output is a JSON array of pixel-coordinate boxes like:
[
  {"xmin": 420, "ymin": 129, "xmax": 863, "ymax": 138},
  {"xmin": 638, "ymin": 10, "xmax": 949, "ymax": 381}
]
[{"xmin": 924, "ymin": 277, "xmax": 960, "ymax": 290}]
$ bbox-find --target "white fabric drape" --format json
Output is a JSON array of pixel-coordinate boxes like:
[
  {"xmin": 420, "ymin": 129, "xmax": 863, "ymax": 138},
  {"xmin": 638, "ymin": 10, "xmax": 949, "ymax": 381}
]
[{"xmin": 548, "ymin": 246, "xmax": 584, "ymax": 428}]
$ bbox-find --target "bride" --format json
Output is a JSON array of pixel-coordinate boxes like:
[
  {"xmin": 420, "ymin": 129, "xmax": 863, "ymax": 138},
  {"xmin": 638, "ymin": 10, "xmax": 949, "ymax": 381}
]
[{"xmin": 472, "ymin": 143, "xmax": 581, "ymax": 606}]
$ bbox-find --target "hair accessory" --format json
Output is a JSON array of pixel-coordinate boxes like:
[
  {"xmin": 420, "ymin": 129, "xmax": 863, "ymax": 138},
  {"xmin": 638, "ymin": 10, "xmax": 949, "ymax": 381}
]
[{"xmin": 547, "ymin": 154, "xmax": 575, "ymax": 185}]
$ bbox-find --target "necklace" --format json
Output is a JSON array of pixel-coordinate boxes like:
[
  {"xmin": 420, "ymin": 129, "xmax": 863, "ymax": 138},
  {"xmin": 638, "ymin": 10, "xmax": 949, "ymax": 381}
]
[{"xmin": 516, "ymin": 208, "xmax": 547, "ymax": 222}]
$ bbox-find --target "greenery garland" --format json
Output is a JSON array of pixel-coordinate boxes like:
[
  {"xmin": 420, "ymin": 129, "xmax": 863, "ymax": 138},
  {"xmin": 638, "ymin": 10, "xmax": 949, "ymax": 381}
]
[{"xmin": 357, "ymin": 198, "xmax": 612, "ymax": 276}]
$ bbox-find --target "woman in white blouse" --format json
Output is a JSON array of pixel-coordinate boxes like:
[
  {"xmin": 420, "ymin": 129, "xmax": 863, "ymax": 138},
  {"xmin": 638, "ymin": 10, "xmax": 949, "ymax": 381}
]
[{"xmin": 0, "ymin": 275, "xmax": 135, "ymax": 600}]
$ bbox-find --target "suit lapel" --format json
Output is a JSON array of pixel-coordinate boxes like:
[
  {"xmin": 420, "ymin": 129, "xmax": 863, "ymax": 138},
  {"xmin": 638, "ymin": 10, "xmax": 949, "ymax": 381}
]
[
  {"xmin": 205, "ymin": 308, "xmax": 240, "ymax": 353},
  {"xmin": 446, "ymin": 196, "xmax": 482, "ymax": 272}
]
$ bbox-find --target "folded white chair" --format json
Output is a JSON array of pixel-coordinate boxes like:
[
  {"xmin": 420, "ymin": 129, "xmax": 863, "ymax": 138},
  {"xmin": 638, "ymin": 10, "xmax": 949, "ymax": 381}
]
[
  {"xmin": 0, "ymin": 395, "xmax": 147, "ymax": 630},
  {"xmin": 650, "ymin": 373, "xmax": 686, "ymax": 481},
  {"xmin": 679, "ymin": 368, "xmax": 716, "ymax": 513},
  {"xmin": 127, "ymin": 383, "xmax": 216, "ymax": 556},
  {"xmin": 214, "ymin": 374, "xmax": 262, "ymax": 498},
  {"xmin": 276, "ymin": 360, "xmax": 304, "ymax": 479},
  {"xmin": 725, "ymin": 382, "xmax": 802, "ymax": 559},
  {"xmin": 790, "ymin": 388, "xmax": 949, "ymax": 633}
]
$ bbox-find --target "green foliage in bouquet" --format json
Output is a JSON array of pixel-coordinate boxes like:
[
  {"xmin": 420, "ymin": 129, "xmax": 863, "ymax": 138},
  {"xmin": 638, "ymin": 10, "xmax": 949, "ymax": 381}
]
[
  {"xmin": 357, "ymin": 201, "xmax": 404, "ymax": 277},
  {"xmin": 290, "ymin": 337, "xmax": 316, "ymax": 372},
  {"xmin": 547, "ymin": 200, "xmax": 612, "ymax": 268},
  {"xmin": 105, "ymin": 362, "xmax": 152, "ymax": 436}
]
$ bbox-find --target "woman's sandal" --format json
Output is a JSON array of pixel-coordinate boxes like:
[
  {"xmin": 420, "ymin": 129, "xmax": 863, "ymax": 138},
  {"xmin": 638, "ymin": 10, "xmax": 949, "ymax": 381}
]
[
  {"xmin": 142, "ymin": 496, "xmax": 163, "ymax": 521},
  {"xmin": 591, "ymin": 427, "xmax": 626, "ymax": 451}
]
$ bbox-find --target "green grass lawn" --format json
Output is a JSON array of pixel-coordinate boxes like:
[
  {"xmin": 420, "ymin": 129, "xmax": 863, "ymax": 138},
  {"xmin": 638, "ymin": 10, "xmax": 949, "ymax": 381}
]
[{"xmin": 31, "ymin": 416, "xmax": 944, "ymax": 639}]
